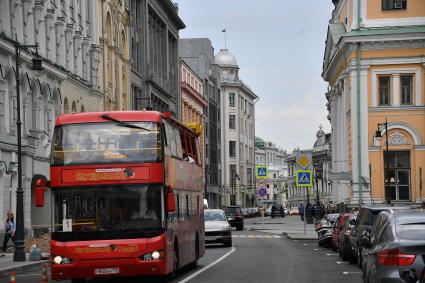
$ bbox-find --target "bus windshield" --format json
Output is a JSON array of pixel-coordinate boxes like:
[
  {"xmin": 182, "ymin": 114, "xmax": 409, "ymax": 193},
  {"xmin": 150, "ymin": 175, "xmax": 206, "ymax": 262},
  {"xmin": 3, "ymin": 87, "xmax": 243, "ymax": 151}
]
[
  {"xmin": 51, "ymin": 122, "xmax": 161, "ymax": 166},
  {"xmin": 53, "ymin": 184, "xmax": 164, "ymax": 241}
]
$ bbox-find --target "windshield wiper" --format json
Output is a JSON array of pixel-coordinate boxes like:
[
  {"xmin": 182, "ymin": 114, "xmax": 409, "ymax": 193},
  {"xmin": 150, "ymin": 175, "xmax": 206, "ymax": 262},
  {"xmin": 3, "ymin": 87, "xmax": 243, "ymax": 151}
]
[{"xmin": 101, "ymin": 114, "xmax": 150, "ymax": 131}]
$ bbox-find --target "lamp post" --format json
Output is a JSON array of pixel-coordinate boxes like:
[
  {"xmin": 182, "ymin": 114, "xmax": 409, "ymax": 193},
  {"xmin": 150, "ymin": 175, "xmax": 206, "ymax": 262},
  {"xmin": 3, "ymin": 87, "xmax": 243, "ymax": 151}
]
[
  {"xmin": 10, "ymin": 34, "xmax": 43, "ymax": 262},
  {"xmin": 375, "ymin": 118, "xmax": 390, "ymax": 204}
]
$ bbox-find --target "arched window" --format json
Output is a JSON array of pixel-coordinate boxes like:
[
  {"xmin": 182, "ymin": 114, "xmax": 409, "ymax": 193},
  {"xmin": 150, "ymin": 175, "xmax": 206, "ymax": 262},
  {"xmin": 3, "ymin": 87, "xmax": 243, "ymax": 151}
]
[
  {"xmin": 81, "ymin": 105, "xmax": 85, "ymax": 112},
  {"xmin": 71, "ymin": 101, "xmax": 77, "ymax": 113},
  {"xmin": 63, "ymin": 97, "xmax": 69, "ymax": 113}
]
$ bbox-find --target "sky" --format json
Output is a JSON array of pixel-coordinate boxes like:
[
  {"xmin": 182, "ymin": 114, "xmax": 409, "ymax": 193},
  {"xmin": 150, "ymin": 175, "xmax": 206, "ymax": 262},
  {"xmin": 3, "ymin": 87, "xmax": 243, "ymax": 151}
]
[{"xmin": 177, "ymin": 0, "xmax": 335, "ymax": 152}]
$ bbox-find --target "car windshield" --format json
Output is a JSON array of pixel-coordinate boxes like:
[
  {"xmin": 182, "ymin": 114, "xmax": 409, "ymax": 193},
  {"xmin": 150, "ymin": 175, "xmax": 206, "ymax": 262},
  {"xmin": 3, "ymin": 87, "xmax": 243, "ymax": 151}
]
[
  {"xmin": 53, "ymin": 184, "xmax": 163, "ymax": 241},
  {"xmin": 225, "ymin": 207, "xmax": 241, "ymax": 214},
  {"xmin": 205, "ymin": 211, "xmax": 226, "ymax": 221},
  {"xmin": 51, "ymin": 122, "xmax": 161, "ymax": 166}
]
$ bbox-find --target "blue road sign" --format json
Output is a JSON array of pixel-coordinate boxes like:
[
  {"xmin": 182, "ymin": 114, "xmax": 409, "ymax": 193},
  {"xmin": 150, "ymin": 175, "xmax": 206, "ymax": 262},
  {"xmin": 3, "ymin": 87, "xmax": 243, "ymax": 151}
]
[
  {"xmin": 256, "ymin": 166, "xmax": 268, "ymax": 179},
  {"xmin": 258, "ymin": 188, "xmax": 267, "ymax": 197},
  {"xmin": 296, "ymin": 170, "xmax": 313, "ymax": 187}
]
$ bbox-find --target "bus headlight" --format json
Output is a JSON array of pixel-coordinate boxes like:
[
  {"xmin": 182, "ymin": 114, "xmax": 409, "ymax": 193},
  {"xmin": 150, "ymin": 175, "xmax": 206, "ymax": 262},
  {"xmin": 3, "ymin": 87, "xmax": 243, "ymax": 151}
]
[
  {"xmin": 141, "ymin": 250, "xmax": 164, "ymax": 261},
  {"xmin": 52, "ymin": 255, "xmax": 73, "ymax": 265}
]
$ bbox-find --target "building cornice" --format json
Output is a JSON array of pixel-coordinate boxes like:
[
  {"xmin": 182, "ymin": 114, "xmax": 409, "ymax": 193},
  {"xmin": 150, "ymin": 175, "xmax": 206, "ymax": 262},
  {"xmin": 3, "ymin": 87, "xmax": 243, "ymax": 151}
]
[{"xmin": 181, "ymin": 82, "xmax": 208, "ymax": 107}]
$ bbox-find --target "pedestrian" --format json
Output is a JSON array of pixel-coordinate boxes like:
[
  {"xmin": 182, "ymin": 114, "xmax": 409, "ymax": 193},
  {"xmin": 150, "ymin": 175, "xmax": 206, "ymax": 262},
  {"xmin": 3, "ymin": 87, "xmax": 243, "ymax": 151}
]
[
  {"xmin": 1, "ymin": 210, "xmax": 15, "ymax": 256},
  {"xmin": 298, "ymin": 203, "xmax": 305, "ymax": 222}
]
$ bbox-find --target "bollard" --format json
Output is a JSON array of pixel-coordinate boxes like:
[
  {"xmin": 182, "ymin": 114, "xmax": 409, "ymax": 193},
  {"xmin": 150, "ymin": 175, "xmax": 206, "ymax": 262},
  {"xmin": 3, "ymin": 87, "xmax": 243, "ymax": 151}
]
[{"xmin": 10, "ymin": 271, "xmax": 16, "ymax": 283}]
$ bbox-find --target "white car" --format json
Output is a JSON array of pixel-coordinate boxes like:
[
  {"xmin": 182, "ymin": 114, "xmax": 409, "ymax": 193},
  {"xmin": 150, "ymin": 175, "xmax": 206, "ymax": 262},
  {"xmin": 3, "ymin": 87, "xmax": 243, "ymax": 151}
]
[{"xmin": 204, "ymin": 209, "xmax": 232, "ymax": 247}]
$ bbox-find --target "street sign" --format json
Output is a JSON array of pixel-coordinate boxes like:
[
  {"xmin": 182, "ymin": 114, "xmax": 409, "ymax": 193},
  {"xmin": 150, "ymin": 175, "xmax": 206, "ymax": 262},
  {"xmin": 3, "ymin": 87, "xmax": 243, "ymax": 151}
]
[
  {"xmin": 296, "ymin": 170, "xmax": 313, "ymax": 187},
  {"xmin": 296, "ymin": 152, "xmax": 312, "ymax": 169},
  {"xmin": 256, "ymin": 166, "xmax": 268, "ymax": 179},
  {"xmin": 258, "ymin": 188, "xmax": 267, "ymax": 197},
  {"xmin": 258, "ymin": 179, "xmax": 267, "ymax": 188}
]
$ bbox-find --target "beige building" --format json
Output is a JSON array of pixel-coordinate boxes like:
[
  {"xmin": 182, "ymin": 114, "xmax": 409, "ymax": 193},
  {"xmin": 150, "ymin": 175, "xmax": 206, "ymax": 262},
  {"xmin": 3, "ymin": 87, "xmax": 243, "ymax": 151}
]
[
  {"xmin": 98, "ymin": 0, "xmax": 131, "ymax": 111},
  {"xmin": 181, "ymin": 60, "xmax": 207, "ymax": 183}
]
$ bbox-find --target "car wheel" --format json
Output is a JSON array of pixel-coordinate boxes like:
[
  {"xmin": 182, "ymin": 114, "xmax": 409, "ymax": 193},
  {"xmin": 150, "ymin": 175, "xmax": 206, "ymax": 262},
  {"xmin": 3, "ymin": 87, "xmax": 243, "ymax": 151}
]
[{"xmin": 168, "ymin": 241, "xmax": 179, "ymax": 279}]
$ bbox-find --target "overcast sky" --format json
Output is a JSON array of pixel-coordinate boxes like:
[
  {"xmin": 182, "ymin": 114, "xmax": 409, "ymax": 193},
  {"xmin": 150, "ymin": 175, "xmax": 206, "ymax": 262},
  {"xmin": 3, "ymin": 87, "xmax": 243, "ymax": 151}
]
[{"xmin": 177, "ymin": 0, "xmax": 334, "ymax": 152}]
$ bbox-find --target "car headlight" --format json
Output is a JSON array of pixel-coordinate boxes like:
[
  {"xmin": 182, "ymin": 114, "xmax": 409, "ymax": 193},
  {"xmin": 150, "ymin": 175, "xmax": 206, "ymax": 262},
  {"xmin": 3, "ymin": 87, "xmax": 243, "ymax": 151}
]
[
  {"xmin": 141, "ymin": 250, "xmax": 164, "ymax": 261},
  {"xmin": 52, "ymin": 255, "xmax": 73, "ymax": 265},
  {"xmin": 224, "ymin": 224, "xmax": 231, "ymax": 230}
]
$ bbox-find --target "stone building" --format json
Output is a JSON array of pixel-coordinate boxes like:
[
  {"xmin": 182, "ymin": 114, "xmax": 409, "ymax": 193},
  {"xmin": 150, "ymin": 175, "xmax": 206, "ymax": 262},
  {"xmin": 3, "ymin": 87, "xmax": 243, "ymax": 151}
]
[
  {"xmin": 98, "ymin": 0, "xmax": 131, "ymax": 111},
  {"xmin": 0, "ymin": 0, "xmax": 100, "ymax": 234},
  {"xmin": 129, "ymin": 0, "xmax": 185, "ymax": 117},
  {"xmin": 179, "ymin": 38, "xmax": 223, "ymax": 208},
  {"xmin": 215, "ymin": 48, "xmax": 258, "ymax": 208},
  {"xmin": 180, "ymin": 59, "xmax": 207, "ymax": 185},
  {"xmin": 323, "ymin": 0, "xmax": 425, "ymax": 206}
]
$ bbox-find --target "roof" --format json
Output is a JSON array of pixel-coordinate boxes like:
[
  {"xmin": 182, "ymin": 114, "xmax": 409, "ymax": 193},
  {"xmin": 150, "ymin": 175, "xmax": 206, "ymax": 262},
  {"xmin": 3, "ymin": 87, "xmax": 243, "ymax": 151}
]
[
  {"xmin": 255, "ymin": 136, "xmax": 265, "ymax": 149},
  {"xmin": 345, "ymin": 25, "xmax": 425, "ymax": 37},
  {"xmin": 215, "ymin": 48, "xmax": 238, "ymax": 68}
]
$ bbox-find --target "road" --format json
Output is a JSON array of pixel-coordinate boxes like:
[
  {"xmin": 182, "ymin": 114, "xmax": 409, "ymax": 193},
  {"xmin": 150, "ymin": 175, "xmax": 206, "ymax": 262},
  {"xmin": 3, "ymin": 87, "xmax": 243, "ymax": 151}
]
[{"xmin": 12, "ymin": 219, "xmax": 362, "ymax": 283}]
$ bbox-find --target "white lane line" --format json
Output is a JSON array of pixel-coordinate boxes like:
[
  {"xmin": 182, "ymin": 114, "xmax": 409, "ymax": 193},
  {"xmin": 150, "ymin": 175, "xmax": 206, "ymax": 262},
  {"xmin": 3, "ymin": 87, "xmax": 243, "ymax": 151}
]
[
  {"xmin": 256, "ymin": 235, "xmax": 264, "ymax": 238},
  {"xmin": 177, "ymin": 247, "xmax": 236, "ymax": 283},
  {"xmin": 273, "ymin": 235, "xmax": 281, "ymax": 238},
  {"xmin": 303, "ymin": 244, "xmax": 307, "ymax": 246},
  {"xmin": 265, "ymin": 236, "xmax": 272, "ymax": 238},
  {"xmin": 337, "ymin": 261, "xmax": 349, "ymax": 265},
  {"xmin": 231, "ymin": 235, "xmax": 238, "ymax": 238},
  {"xmin": 342, "ymin": 271, "xmax": 362, "ymax": 275},
  {"xmin": 239, "ymin": 235, "xmax": 247, "ymax": 238},
  {"xmin": 313, "ymin": 248, "xmax": 319, "ymax": 251},
  {"xmin": 248, "ymin": 235, "xmax": 255, "ymax": 238}
]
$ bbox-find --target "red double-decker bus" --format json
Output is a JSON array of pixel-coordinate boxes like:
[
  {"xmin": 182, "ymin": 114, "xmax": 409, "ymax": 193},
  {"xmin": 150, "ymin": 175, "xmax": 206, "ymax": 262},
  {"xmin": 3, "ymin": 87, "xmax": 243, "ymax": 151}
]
[{"xmin": 38, "ymin": 111, "xmax": 205, "ymax": 281}]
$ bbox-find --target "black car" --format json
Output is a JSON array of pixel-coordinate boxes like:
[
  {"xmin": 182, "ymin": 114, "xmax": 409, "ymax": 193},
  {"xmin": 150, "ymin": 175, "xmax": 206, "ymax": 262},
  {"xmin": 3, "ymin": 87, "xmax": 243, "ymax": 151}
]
[
  {"xmin": 349, "ymin": 205, "xmax": 413, "ymax": 268},
  {"xmin": 338, "ymin": 212, "xmax": 358, "ymax": 263},
  {"xmin": 271, "ymin": 205, "xmax": 285, "ymax": 218},
  {"xmin": 225, "ymin": 206, "xmax": 244, "ymax": 231}
]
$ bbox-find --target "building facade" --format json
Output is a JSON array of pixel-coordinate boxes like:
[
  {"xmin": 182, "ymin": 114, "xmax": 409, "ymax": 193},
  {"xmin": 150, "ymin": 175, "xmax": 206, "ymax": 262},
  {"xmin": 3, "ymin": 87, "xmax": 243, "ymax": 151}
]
[
  {"xmin": 179, "ymin": 38, "xmax": 223, "ymax": 208},
  {"xmin": 323, "ymin": 0, "xmax": 425, "ymax": 206},
  {"xmin": 312, "ymin": 127, "xmax": 333, "ymax": 208},
  {"xmin": 216, "ymin": 48, "xmax": 258, "ymax": 208},
  {"xmin": 98, "ymin": 0, "xmax": 130, "ymax": 111},
  {"xmin": 129, "ymin": 0, "xmax": 185, "ymax": 117},
  {"xmin": 0, "ymin": 0, "xmax": 100, "ymax": 234},
  {"xmin": 180, "ymin": 59, "xmax": 207, "ymax": 185},
  {"xmin": 255, "ymin": 137, "xmax": 289, "ymax": 208}
]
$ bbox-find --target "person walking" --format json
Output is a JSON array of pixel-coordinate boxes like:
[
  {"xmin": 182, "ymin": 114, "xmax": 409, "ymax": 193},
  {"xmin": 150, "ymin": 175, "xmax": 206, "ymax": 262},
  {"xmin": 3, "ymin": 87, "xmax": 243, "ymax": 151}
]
[
  {"xmin": 298, "ymin": 203, "xmax": 305, "ymax": 222},
  {"xmin": 1, "ymin": 210, "xmax": 16, "ymax": 256}
]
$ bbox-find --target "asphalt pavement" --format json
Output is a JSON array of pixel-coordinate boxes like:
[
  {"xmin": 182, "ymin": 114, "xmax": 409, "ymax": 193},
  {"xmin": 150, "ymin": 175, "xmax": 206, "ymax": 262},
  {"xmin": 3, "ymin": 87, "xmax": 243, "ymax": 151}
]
[{"xmin": 8, "ymin": 217, "xmax": 363, "ymax": 283}]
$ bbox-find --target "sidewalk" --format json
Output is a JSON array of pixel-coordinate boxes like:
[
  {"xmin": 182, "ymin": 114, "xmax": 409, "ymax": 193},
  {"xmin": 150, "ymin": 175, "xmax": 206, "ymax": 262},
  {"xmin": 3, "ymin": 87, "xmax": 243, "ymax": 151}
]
[
  {"xmin": 244, "ymin": 215, "xmax": 317, "ymax": 240},
  {"xmin": 0, "ymin": 253, "xmax": 49, "ymax": 278}
]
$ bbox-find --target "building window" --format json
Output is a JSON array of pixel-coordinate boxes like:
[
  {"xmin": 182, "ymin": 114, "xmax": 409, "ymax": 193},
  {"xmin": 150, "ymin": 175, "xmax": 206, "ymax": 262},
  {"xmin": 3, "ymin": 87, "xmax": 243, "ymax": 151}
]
[
  {"xmin": 229, "ymin": 115, "xmax": 235, "ymax": 129},
  {"xmin": 229, "ymin": 141, "xmax": 236, "ymax": 157},
  {"xmin": 382, "ymin": 0, "xmax": 407, "ymax": 10},
  {"xmin": 229, "ymin": 93, "xmax": 235, "ymax": 107},
  {"xmin": 379, "ymin": 76, "xmax": 391, "ymax": 105},
  {"xmin": 400, "ymin": 75, "xmax": 412, "ymax": 105}
]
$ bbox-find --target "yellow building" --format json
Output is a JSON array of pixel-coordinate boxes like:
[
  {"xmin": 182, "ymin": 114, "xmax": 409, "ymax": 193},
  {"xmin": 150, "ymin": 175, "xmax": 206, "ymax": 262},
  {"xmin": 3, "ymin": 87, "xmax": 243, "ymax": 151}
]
[
  {"xmin": 98, "ymin": 0, "xmax": 130, "ymax": 111},
  {"xmin": 323, "ymin": 0, "xmax": 425, "ymax": 206},
  {"xmin": 181, "ymin": 60, "xmax": 207, "ymax": 183}
]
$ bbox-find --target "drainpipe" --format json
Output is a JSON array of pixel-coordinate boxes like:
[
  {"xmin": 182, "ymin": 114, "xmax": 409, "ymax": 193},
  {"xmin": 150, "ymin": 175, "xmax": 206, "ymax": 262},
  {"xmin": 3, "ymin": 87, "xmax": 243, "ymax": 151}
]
[{"xmin": 357, "ymin": 0, "xmax": 363, "ymax": 207}]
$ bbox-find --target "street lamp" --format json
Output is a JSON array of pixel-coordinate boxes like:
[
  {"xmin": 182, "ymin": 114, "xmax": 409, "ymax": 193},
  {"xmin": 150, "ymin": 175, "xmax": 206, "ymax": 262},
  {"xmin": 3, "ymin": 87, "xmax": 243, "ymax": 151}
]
[
  {"xmin": 10, "ymin": 34, "xmax": 43, "ymax": 262},
  {"xmin": 375, "ymin": 118, "xmax": 390, "ymax": 204}
]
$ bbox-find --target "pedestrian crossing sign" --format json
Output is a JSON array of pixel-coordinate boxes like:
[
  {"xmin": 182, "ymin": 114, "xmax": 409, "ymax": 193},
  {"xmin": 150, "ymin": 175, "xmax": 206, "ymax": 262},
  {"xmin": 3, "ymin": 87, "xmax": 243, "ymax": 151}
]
[
  {"xmin": 296, "ymin": 170, "xmax": 313, "ymax": 187},
  {"xmin": 256, "ymin": 166, "xmax": 268, "ymax": 179}
]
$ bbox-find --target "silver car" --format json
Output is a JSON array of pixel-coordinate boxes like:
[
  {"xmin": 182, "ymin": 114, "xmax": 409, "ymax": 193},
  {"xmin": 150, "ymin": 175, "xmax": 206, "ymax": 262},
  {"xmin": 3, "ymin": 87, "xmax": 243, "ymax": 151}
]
[
  {"xmin": 362, "ymin": 209, "xmax": 425, "ymax": 283},
  {"xmin": 204, "ymin": 209, "xmax": 232, "ymax": 247}
]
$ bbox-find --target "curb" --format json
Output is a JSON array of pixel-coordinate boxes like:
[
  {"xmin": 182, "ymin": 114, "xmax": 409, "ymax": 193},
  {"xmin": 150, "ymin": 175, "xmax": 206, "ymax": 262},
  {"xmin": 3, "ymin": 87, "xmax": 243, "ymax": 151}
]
[
  {"xmin": 0, "ymin": 261, "xmax": 48, "ymax": 278},
  {"xmin": 281, "ymin": 231, "xmax": 318, "ymax": 241}
]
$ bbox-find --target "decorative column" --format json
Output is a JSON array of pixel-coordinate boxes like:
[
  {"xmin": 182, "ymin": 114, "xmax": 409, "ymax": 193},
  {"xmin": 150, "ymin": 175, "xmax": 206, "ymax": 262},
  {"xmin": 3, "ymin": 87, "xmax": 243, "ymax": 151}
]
[{"xmin": 392, "ymin": 74, "xmax": 400, "ymax": 106}]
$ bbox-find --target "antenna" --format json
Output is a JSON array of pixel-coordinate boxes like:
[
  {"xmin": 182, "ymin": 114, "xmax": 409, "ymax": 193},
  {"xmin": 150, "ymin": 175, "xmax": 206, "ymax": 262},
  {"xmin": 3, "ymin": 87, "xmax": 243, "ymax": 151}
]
[{"xmin": 221, "ymin": 28, "xmax": 227, "ymax": 48}]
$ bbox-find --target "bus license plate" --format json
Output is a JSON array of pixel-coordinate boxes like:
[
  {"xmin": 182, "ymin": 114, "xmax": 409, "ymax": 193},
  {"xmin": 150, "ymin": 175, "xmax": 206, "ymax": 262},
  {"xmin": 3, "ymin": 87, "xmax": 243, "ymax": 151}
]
[{"xmin": 94, "ymin": 268, "xmax": 120, "ymax": 275}]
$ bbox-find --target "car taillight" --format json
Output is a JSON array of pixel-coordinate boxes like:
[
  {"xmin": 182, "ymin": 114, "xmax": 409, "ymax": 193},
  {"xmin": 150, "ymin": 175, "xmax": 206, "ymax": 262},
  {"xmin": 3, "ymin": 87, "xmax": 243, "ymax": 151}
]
[{"xmin": 378, "ymin": 248, "xmax": 416, "ymax": 266}]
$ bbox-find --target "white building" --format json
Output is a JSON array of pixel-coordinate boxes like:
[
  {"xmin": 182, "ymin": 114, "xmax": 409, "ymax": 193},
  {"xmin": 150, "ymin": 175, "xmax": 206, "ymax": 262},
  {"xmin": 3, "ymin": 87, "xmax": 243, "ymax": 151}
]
[
  {"xmin": 255, "ymin": 137, "xmax": 289, "ymax": 208},
  {"xmin": 215, "ymin": 49, "xmax": 258, "ymax": 208},
  {"xmin": 0, "ymin": 0, "xmax": 100, "ymax": 235}
]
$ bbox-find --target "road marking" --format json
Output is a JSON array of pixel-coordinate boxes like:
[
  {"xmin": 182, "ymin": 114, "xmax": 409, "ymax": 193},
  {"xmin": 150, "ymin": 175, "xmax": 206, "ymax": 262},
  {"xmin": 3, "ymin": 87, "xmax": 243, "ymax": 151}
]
[
  {"xmin": 239, "ymin": 235, "xmax": 247, "ymax": 238},
  {"xmin": 303, "ymin": 244, "xmax": 307, "ymax": 246},
  {"xmin": 256, "ymin": 235, "xmax": 264, "ymax": 238},
  {"xmin": 177, "ymin": 247, "xmax": 236, "ymax": 283},
  {"xmin": 313, "ymin": 248, "xmax": 319, "ymax": 251},
  {"xmin": 342, "ymin": 271, "xmax": 362, "ymax": 275},
  {"xmin": 337, "ymin": 261, "xmax": 349, "ymax": 265},
  {"xmin": 248, "ymin": 235, "xmax": 256, "ymax": 238},
  {"xmin": 273, "ymin": 235, "xmax": 281, "ymax": 238},
  {"xmin": 264, "ymin": 236, "xmax": 272, "ymax": 238}
]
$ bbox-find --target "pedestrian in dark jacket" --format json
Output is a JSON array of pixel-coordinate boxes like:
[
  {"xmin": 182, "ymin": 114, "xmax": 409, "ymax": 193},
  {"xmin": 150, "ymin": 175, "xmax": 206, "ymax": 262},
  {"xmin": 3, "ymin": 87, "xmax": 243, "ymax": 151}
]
[
  {"xmin": 298, "ymin": 204, "xmax": 305, "ymax": 221},
  {"xmin": 1, "ymin": 210, "xmax": 15, "ymax": 256}
]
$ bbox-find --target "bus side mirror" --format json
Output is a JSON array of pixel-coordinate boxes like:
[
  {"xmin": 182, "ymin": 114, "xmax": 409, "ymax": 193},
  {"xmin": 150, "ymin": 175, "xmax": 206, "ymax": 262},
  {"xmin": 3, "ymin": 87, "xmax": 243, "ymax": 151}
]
[
  {"xmin": 167, "ymin": 187, "xmax": 176, "ymax": 213},
  {"xmin": 34, "ymin": 178, "xmax": 48, "ymax": 207}
]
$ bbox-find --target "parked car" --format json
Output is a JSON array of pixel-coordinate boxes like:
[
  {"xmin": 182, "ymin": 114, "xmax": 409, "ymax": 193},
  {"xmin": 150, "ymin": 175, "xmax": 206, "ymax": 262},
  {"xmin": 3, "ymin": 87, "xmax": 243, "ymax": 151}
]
[
  {"xmin": 339, "ymin": 212, "xmax": 358, "ymax": 263},
  {"xmin": 204, "ymin": 209, "xmax": 232, "ymax": 247},
  {"xmin": 362, "ymin": 210, "xmax": 425, "ymax": 283},
  {"xmin": 265, "ymin": 207, "xmax": 272, "ymax": 217},
  {"xmin": 271, "ymin": 205, "xmax": 285, "ymax": 218},
  {"xmin": 289, "ymin": 208, "xmax": 299, "ymax": 215},
  {"xmin": 331, "ymin": 213, "xmax": 352, "ymax": 251},
  {"xmin": 252, "ymin": 207, "xmax": 259, "ymax": 217},
  {"xmin": 241, "ymin": 208, "xmax": 249, "ymax": 218},
  {"xmin": 224, "ymin": 205, "xmax": 244, "ymax": 230},
  {"xmin": 316, "ymin": 213, "xmax": 340, "ymax": 247},
  {"xmin": 349, "ymin": 205, "xmax": 414, "ymax": 269}
]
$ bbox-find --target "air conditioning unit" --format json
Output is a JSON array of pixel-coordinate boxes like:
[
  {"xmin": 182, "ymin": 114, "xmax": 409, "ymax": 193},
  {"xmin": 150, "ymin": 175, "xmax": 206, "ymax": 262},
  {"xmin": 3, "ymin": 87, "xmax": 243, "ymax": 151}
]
[{"xmin": 394, "ymin": 1, "xmax": 403, "ymax": 9}]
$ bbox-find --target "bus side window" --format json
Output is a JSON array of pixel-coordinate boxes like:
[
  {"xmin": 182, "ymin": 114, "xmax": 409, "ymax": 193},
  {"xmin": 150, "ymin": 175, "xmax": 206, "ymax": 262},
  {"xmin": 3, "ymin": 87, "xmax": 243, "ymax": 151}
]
[
  {"xmin": 173, "ymin": 127, "xmax": 183, "ymax": 159},
  {"xmin": 195, "ymin": 138, "xmax": 201, "ymax": 166},
  {"xmin": 164, "ymin": 122, "xmax": 177, "ymax": 157}
]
